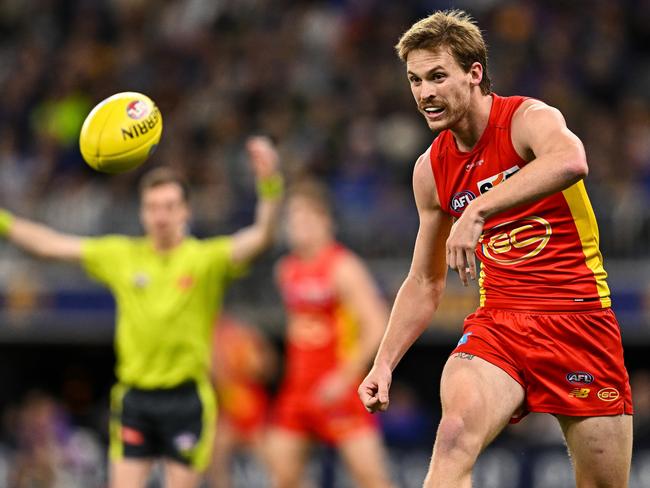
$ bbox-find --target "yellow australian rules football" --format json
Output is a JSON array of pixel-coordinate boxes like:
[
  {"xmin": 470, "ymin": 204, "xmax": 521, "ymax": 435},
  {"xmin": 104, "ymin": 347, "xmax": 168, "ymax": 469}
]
[{"xmin": 79, "ymin": 92, "xmax": 162, "ymax": 173}]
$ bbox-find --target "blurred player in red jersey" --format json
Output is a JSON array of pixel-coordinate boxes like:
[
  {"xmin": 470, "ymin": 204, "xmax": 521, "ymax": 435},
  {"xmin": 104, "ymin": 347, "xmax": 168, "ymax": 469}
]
[
  {"xmin": 267, "ymin": 181, "xmax": 395, "ymax": 488},
  {"xmin": 207, "ymin": 314, "xmax": 277, "ymax": 488},
  {"xmin": 358, "ymin": 10, "xmax": 633, "ymax": 488}
]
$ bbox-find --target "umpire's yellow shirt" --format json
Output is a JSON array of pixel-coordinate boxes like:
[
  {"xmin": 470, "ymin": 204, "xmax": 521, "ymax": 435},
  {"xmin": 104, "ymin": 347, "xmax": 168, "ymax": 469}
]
[{"xmin": 82, "ymin": 236, "xmax": 244, "ymax": 389}]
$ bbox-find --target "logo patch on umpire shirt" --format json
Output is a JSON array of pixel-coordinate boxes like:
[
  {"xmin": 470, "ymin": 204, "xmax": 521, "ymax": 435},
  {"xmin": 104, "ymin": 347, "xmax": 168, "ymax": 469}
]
[{"xmin": 133, "ymin": 272, "xmax": 150, "ymax": 288}]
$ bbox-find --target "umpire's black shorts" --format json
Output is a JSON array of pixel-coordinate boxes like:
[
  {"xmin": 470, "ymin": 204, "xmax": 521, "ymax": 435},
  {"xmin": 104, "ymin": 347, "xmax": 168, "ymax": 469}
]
[{"xmin": 109, "ymin": 379, "xmax": 216, "ymax": 471}]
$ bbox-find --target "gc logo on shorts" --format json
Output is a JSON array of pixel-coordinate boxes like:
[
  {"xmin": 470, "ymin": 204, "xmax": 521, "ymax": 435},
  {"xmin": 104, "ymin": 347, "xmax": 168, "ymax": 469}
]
[{"xmin": 597, "ymin": 388, "xmax": 620, "ymax": 402}]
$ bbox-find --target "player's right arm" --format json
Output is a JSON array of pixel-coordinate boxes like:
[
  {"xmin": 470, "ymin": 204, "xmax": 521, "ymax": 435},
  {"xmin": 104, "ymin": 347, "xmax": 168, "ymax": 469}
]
[
  {"xmin": 358, "ymin": 149, "xmax": 453, "ymax": 413},
  {"xmin": 0, "ymin": 209, "xmax": 83, "ymax": 262}
]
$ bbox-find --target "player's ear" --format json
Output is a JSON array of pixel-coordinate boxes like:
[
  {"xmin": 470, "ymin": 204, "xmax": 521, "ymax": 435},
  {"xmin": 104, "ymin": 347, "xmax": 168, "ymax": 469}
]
[{"xmin": 469, "ymin": 62, "xmax": 483, "ymax": 88}]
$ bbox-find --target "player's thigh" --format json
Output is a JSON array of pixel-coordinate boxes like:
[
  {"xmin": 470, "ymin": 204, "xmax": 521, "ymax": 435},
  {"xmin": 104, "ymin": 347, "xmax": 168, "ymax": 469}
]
[
  {"xmin": 110, "ymin": 458, "xmax": 154, "ymax": 488},
  {"xmin": 250, "ymin": 429, "xmax": 271, "ymax": 469},
  {"xmin": 265, "ymin": 427, "xmax": 310, "ymax": 482},
  {"xmin": 207, "ymin": 420, "xmax": 235, "ymax": 485},
  {"xmin": 164, "ymin": 460, "xmax": 203, "ymax": 488},
  {"xmin": 439, "ymin": 353, "xmax": 525, "ymax": 449},
  {"xmin": 337, "ymin": 429, "xmax": 394, "ymax": 488},
  {"xmin": 557, "ymin": 414, "xmax": 633, "ymax": 487},
  {"xmin": 212, "ymin": 419, "xmax": 235, "ymax": 462}
]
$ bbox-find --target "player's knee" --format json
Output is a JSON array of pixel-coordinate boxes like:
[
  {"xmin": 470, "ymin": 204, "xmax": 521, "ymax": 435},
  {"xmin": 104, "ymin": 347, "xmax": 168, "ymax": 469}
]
[
  {"xmin": 272, "ymin": 475, "xmax": 302, "ymax": 488},
  {"xmin": 434, "ymin": 415, "xmax": 481, "ymax": 460},
  {"xmin": 350, "ymin": 466, "xmax": 394, "ymax": 488},
  {"xmin": 576, "ymin": 470, "xmax": 629, "ymax": 488},
  {"xmin": 269, "ymin": 464, "xmax": 302, "ymax": 488},
  {"xmin": 574, "ymin": 455, "xmax": 629, "ymax": 488}
]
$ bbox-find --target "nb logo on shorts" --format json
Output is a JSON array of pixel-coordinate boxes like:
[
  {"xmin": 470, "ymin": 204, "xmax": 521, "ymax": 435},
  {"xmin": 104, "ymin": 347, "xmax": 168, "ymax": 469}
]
[
  {"xmin": 597, "ymin": 387, "xmax": 620, "ymax": 402},
  {"xmin": 568, "ymin": 388, "xmax": 591, "ymax": 398},
  {"xmin": 480, "ymin": 216, "xmax": 552, "ymax": 265}
]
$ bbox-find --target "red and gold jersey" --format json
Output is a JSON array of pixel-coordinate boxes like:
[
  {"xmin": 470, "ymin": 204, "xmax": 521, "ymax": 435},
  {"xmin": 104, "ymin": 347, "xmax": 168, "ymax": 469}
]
[
  {"xmin": 430, "ymin": 94, "xmax": 610, "ymax": 311},
  {"xmin": 276, "ymin": 243, "xmax": 359, "ymax": 387}
]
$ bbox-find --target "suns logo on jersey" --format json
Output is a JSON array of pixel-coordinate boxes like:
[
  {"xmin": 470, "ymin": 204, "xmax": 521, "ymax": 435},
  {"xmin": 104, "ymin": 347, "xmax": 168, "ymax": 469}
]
[
  {"xmin": 477, "ymin": 165, "xmax": 520, "ymax": 194},
  {"xmin": 481, "ymin": 216, "xmax": 552, "ymax": 265}
]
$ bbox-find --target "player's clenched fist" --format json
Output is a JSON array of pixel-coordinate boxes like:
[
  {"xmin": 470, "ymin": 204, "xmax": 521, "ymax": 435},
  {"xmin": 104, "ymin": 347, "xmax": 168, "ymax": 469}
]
[{"xmin": 358, "ymin": 363, "xmax": 392, "ymax": 413}]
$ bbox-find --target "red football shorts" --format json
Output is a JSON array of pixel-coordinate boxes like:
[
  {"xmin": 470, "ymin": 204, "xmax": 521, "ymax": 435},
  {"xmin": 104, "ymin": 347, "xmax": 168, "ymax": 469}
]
[
  {"xmin": 452, "ymin": 307, "xmax": 633, "ymax": 422},
  {"xmin": 218, "ymin": 383, "xmax": 269, "ymax": 441},
  {"xmin": 271, "ymin": 382, "xmax": 378, "ymax": 444}
]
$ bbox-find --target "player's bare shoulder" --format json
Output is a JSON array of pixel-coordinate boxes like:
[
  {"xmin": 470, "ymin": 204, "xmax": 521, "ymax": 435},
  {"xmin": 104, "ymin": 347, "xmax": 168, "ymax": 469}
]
[
  {"xmin": 333, "ymin": 249, "xmax": 366, "ymax": 286},
  {"xmin": 511, "ymin": 99, "xmax": 575, "ymax": 159},
  {"xmin": 513, "ymin": 99, "xmax": 567, "ymax": 132}
]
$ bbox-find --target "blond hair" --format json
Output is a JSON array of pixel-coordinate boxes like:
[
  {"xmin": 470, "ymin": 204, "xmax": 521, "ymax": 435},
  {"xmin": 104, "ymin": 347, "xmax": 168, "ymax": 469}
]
[
  {"xmin": 287, "ymin": 179, "xmax": 333, "ymax": 217},
  {"xmin": 395, "ymin": 10, "xmax": 491, "ymax": 95}
]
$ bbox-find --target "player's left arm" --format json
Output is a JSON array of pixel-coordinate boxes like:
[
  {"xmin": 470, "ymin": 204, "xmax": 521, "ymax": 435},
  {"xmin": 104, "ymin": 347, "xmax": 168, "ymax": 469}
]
[
  {"xmin": 446, "ymin": 99, "xmax": 588, "ymax": 285},
  {"xmin": 230, "ymin": 136, "xmax": 283, "ymax": 265},
  {"xmin": 317, "ymin": 253, "xmax": 390, "ymax": 403}
]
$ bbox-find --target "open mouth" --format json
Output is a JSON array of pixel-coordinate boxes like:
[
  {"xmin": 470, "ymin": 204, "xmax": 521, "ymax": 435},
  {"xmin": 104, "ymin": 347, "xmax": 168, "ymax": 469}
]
[{"xmin": 423, "ymin": 106, "xmax": 445, "ymax": 118}]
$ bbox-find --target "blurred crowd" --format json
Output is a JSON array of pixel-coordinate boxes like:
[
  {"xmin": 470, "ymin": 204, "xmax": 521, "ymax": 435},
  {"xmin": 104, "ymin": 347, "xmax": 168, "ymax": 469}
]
[{"xmin": 0, "ymin": 0, "xmax": 650, "ymax": 258}]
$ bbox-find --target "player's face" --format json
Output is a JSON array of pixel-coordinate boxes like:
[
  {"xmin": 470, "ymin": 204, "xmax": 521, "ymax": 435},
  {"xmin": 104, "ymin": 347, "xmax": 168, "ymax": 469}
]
[
  {"xmin": 406, "ymin": 47, "xmax": 479, "ymax": 132},
  {"xmin": 285, "ymin": 196, "xmax": 332, "ymax": 252},
  {"xmin": 140, "ymin": 183, "xmax": 189, "ymax": 244}
]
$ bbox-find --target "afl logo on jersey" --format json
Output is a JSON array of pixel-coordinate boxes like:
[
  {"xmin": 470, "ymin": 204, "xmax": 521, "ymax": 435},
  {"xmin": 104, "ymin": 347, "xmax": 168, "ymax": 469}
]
[
  {"xmin": 481, "ymin": 216, "xmax": 552, "ymax": 265},
  {"xmin": 450, "ymin": 190, "xmax": 476, "ymax": 213},
  {"xmin": 477, "ymin": 165, "xmax": 520, "ymax": 194}
]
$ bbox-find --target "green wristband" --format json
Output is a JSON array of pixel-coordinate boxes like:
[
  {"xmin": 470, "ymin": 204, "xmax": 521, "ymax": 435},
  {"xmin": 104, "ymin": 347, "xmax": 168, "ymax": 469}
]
[
  {"xmin": 0, "ymin": 209, "xmax": 14, "ymax": 237},
  {"xmin": 256, "ymin": 174, "xmax": 284, "ymax": 200}
]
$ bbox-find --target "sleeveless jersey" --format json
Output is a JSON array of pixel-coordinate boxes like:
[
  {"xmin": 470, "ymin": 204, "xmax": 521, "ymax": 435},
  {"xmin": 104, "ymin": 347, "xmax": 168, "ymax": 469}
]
[
  {"xmin": 430, "ymin": 94, "xmax": 610, "ymax": 311},
  {"xmin": 276, "ymin": 243, "xmax": 359, "ymax": 387}
]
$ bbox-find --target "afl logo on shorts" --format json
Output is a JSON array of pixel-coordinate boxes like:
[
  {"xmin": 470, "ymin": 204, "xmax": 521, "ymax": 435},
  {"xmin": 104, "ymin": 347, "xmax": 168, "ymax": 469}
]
[
  {"xmin": 566, "ymin": 372, "xmax": 594, "ymax": 384},
  {"xmin": 450, "ymin": 191, "xmax": 476, "ymax": 213},
  {"xmin": 126, "ymin": 100, "xmax": 149, "ymax": 120},
  {"xmin": 481, "ymin": 216, "xmax": 552, "ymax": 265},
  {"xmin": 597, "ymin": 387, "xmax": 620, "ymax": 402}
]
